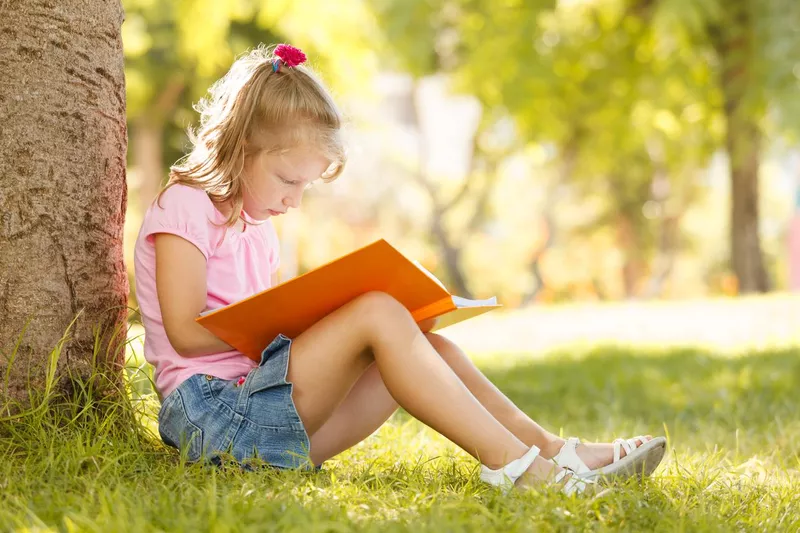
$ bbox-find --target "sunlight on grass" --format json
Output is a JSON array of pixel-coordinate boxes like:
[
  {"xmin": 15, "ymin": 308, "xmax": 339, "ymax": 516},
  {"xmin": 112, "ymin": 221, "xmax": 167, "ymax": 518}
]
[
  {"xmin": 448, "ymin": 293, "xmax": 800, "ymax": 367},
  {"xmin": 2, "ymin": 297, "xmax": 799, "ymax": 531}
]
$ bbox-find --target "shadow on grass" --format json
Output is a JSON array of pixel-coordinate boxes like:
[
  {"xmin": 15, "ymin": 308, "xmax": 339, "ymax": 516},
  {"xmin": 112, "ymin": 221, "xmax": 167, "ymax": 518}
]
[{"xmin": 403, "ymin": 345, "xmax": 800, "ymax": 457}]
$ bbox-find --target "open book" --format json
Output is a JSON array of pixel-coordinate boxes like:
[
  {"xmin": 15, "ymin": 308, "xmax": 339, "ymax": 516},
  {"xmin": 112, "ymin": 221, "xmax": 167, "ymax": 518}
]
[{"xmin": 196, "ymin": 239, "xmax": 500, "ymax": 361}]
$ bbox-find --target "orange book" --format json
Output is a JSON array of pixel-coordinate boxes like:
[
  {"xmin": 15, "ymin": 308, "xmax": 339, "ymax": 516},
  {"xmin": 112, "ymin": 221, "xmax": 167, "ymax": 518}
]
[{"xmin": 196, "ymin": 239, "xmax": 501, "ymax": 361}]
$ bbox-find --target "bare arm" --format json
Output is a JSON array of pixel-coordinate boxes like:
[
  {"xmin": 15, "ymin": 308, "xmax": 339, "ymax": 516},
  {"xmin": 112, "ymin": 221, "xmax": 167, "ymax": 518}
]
[{"xmin": 155, "ymin": 233, "xmax": 235, "ymax": 357}]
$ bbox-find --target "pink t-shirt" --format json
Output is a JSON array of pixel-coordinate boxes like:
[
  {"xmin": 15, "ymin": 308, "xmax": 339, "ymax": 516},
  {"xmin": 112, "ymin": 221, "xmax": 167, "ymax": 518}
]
[{"xmin": 133, "ymin": 183, "xmax": 280, "ymax": 398}]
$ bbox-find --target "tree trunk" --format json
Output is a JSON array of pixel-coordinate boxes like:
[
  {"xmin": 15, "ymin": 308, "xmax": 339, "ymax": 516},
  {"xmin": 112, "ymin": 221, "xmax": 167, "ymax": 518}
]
[
  {"xmin": 712, "ymin": 0, "xmax": 770, "ymax": 293},
  {"xmin": 410, "ymin": 78, "xmax": 475, "ymax": 298},
  {"xmin": 641, "ymin": 212, "xmax": 679, "ymax": 299},
  {"xmin": 520, "ymin": 141, "xmax": 575, "ymax": 305},
  {"xmin": 130, "ymin": 75, "xmax": 185, "ymax": 216},
  {"xmin": 0, "ymin": 1, "xmax": 129, "ymax": 405},
  {"xmin": 726, "ymin": 116, "xmax": 769, "ymax": 292},
  {"xmin": 520, "ymin": 214, "xmax": 553, "ymax": 306},
  {"xmin": 132, "ymin": 119, "xmax": 164, "ymax": 215},
  {"xmin": 430, "ymin": 206, "xmax": 472, "ymax": 298},
  {"xmin": 616, "ymin": 214, "xmax": 645, "ymax": 299}
]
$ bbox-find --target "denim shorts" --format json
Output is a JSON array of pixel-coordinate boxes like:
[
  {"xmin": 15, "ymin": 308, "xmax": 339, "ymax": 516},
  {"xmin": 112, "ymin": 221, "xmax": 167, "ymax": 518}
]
[{"xmin": 157, "ymin": 334, "xmax": 312, "ymax": 469}]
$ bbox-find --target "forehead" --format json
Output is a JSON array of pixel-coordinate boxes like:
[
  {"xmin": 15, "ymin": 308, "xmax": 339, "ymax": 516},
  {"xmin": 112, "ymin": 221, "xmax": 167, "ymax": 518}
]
[{"xmin": 264, "ymin": 149, "xmax": 330, "ymax": 182}]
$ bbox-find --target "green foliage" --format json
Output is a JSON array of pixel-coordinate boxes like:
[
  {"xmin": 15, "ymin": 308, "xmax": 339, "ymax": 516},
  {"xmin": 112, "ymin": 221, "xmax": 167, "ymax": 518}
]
[
  {"xmin": 370, "ymin": 0, "xmax": 446, "ymax": 76},
  {"xmin": 122, "ymin": 0, "xmax": 377, "ymax": 173},
  {"xmin": 123, "ymin": 0, "xmax": 260, "ymax": 119},
  {"xmin": 653, "ymin": 0, "xmax": 800, "ymax": 138},
  {"xmin": 118, "ymin": 0, "xmax": 800, "ymax": 295},
  {"xmin": 453, "ymin": 2, "xmax": 722, "ymax": 262},
  {"xmin": 255, "ymin": 0, "xmax": 380, "ymax": 95},
  {"xmin": 122, "ymin": 0, "xmax": 279, "ymax": 172}
]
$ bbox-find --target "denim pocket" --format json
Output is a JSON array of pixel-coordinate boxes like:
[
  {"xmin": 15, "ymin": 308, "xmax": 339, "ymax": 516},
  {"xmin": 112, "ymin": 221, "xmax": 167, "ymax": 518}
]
[
  {"xmin": 158, "ymin": 389, "xmax": 204, "ymax": 461},
  {"xmin": 241, "ymin": 334, "xmax": 306, "ymax": 432},
  {"xmin": 245, "ymin": 380, "xmax": 305, "ymax": 432}
]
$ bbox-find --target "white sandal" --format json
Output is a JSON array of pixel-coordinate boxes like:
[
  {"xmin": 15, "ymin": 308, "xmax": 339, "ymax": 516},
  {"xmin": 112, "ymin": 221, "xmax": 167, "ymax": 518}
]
[
  {"xmin": 479, "ymin": 445, "xmax": 595, "ymax": 496},
  {"xmin": 553, "ymin": 435, "xmax": 667, "ymax": 482}
]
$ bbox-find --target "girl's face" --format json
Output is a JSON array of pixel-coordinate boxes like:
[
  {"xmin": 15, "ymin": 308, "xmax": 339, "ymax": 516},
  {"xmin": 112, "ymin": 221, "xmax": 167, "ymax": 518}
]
[{"xmin": 241, "ymin": 147, "xmax": 330, "ymax": 220}]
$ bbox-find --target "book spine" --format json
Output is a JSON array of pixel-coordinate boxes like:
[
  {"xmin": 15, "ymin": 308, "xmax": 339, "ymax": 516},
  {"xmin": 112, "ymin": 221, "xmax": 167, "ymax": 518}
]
[{"xmin": 411, "ymin": 297, "xmax": 455, "ymax": 323}]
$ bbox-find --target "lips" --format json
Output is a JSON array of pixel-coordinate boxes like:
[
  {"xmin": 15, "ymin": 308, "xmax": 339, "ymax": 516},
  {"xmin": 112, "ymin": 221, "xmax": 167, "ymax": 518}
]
[{"xmin": 267, "ymin": 209, "xmax": 285, "ymax": 216}]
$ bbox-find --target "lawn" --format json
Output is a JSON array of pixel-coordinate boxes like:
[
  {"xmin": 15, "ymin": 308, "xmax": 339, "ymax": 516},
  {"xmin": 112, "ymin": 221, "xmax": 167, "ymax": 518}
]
[{"xmin": 2, "ymin": 300, "xmax": 799, "ymax": 532}]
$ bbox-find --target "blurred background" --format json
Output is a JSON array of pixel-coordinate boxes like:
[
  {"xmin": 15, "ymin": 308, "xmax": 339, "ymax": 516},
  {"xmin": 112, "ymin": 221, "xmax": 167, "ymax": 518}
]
[{"xmin": 121, "ymin": 0, "xmax": 800, "ymax": 349}]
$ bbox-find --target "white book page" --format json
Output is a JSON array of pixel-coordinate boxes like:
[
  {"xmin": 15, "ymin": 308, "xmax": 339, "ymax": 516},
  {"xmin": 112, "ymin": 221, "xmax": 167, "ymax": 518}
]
[
  {"xmin": 451, "ymin": 295, "xmax": 498, "ymax": 308},
  {"xmin": 410, "ymin": 258, "xmax": 497, "ymax": 308},
  {"xmin": 411, "ymin": 259, "xmax": 448, "ymax": 291}
]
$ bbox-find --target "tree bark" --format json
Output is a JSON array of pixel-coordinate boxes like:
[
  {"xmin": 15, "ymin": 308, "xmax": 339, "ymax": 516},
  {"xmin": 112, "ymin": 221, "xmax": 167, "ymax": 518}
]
[{"xmin": 0, "ymin": 0, "xmax": 128, "ymax": 404}]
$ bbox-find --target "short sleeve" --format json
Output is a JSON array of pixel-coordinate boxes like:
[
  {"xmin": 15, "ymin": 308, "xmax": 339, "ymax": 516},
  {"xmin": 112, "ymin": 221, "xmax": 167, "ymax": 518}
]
[{"xmin": 140, "ymin": 184, "xmax": 214, "ymax": 260}]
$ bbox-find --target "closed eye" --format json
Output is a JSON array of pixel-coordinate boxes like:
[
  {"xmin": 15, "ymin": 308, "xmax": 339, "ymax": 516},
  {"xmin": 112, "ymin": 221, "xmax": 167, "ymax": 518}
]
[{"xmin": 277, "ymin": 174, "xmax": 314, "ymax": 190}]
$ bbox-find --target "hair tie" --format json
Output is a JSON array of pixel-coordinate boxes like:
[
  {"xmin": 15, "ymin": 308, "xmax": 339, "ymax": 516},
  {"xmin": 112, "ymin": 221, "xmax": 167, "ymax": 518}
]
[{"xmin": 273, "ymin": 44, "xmax": 307, "ymax": 71}]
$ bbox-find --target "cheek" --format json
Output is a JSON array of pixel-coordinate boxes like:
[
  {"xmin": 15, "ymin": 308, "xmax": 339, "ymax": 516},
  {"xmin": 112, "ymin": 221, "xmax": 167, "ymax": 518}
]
[{"xmin": 245, "ymin": 179, "xmax": 280, "ymax": 203}]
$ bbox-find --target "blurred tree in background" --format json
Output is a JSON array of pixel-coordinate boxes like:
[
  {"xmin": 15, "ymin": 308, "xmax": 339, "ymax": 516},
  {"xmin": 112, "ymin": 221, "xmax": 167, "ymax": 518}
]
[
  {"xmin": 454, "ymin": 0, "xmax": 718, "ymax": 298},
  {"xmin": 667, "ymin": 0, "xmax": 800, "ymax": 292},
  {"xmin": 452, "ymin": 0, "xmax": 800, "ymax": 295},
  {"xmin": 371, "ymin": 0, "xmax": 498, "ymax": 299},
  {"xmin": 123, "ymin": 0, "xmax": 376, "ymax": 213},
  {"xmin": 121, "ymin": 0, "xmax": 800, "ymax": 305}
]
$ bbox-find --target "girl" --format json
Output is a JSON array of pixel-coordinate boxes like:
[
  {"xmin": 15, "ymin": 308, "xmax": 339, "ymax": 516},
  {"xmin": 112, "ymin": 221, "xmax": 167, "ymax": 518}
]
[{"xmin": 133, "ymin": 44, "xmax": 666, "ymax": 496}]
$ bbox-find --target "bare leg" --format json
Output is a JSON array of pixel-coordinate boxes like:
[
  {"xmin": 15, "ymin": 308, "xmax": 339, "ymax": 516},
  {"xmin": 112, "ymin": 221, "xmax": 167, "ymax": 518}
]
[
  {"xmin": 309, "ymin": 328, "xmax": 649, "ymax": 470},
  {"xmin": 308, "ymin": 363, "xmax": 397, "ymax": 465},
  {"xmin": 425, "ymin": 333, "xmax": 652, "ymax": 468},
  {"xmin": 286, "ymin": 291, "xmax": 555, "ymax": 473},
  {"xmin": 424, "ymin": 333, "xmax": 560, "ymax": 451}
]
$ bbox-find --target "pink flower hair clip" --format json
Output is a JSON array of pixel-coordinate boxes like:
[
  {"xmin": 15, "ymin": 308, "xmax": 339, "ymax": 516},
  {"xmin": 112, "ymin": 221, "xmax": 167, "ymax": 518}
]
[{"xmin": 272, "ymin": 44, "xmax": 307, "ymax": 72}]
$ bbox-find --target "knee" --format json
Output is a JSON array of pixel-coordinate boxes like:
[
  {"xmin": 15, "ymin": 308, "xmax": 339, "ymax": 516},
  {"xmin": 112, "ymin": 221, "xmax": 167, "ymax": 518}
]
[
  {"xmin": 354, "ymin": 291, "xmax": 408, "ymax": 317},
  {"xmin": 352, "ymin": 291, "xmax": 415, "ymax": 330}
]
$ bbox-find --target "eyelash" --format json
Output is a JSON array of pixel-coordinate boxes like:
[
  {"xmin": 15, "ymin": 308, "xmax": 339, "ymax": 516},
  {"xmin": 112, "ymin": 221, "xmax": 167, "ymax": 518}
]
[{"xmin": 278, "ymin": 175, "xmax": 314, "ymax": 190}]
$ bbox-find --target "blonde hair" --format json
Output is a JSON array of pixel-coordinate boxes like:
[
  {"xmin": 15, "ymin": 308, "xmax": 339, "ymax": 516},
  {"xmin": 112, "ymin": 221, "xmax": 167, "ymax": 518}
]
[{"xmin": 160, "ymin": 44, "xmax": 346, "ymax": 226}]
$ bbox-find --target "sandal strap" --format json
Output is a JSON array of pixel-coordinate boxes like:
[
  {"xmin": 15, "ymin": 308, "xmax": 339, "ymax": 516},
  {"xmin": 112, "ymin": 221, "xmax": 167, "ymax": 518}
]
[
  {"xmin": 479, "ymin": 445, "xmax": 541, "ymax": 491},
  {"xmin": 552, "ymin": 437, "xmax": 592, "ymax": 475},
  {"xmin": 612, "ymin": 439, "xmax": 627, "ymax": 463},
  {"xmin": 612, "ymin": 436, "xmax": 646, "ymax": 463},
  {"xmin": 554, "ymin": 469, "xmax": 593, "ymax": 496}
]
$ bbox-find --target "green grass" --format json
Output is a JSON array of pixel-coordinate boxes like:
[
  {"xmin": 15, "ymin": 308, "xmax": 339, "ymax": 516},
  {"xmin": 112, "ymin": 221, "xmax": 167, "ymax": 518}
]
[{"xmin": 2, "ymin": 341, "xmax": 800, "ymax": 532}]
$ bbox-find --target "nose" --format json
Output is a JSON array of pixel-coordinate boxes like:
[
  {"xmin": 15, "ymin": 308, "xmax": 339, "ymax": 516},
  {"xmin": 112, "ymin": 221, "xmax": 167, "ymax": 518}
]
[{"xmin": 282, "ymin": 190, "xmax": 303, "ymax": 209}]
